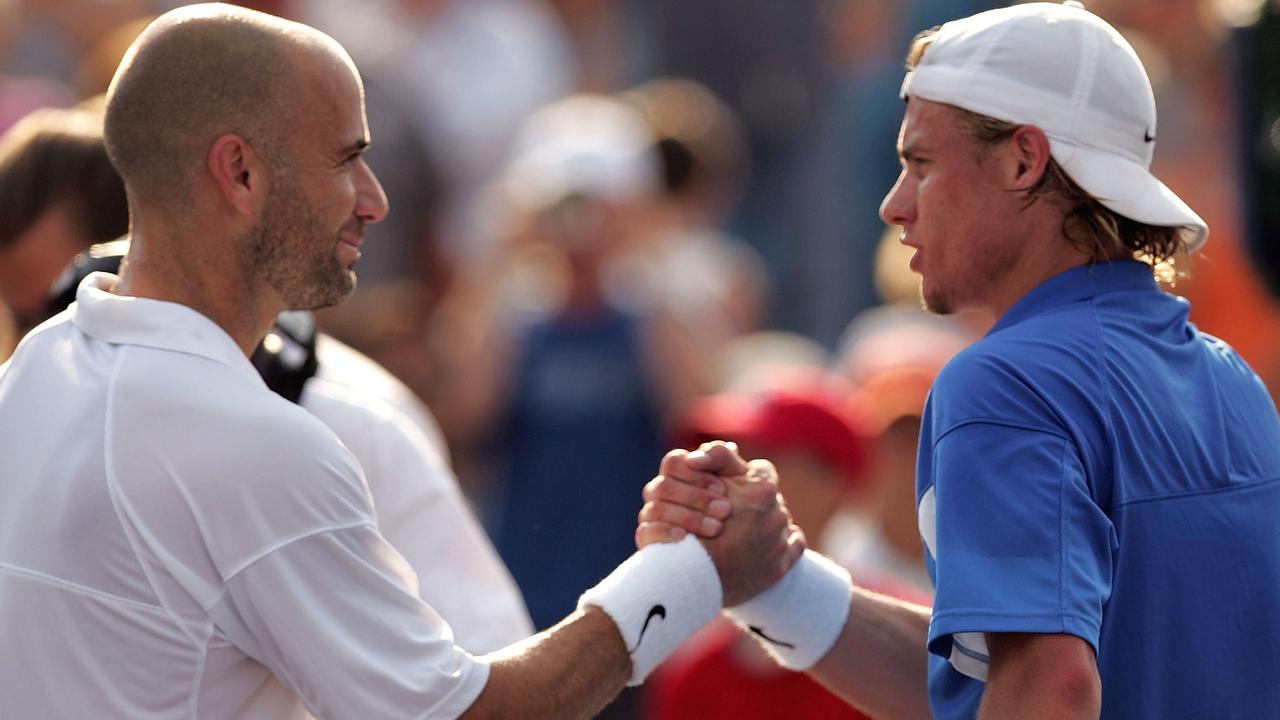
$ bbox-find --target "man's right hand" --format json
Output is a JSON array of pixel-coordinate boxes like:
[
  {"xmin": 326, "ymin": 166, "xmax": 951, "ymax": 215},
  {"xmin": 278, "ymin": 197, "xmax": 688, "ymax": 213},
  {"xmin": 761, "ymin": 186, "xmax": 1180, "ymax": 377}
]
[{"xmin": 637, "ymin": 442, "xmax": 805, "ymax": 607}]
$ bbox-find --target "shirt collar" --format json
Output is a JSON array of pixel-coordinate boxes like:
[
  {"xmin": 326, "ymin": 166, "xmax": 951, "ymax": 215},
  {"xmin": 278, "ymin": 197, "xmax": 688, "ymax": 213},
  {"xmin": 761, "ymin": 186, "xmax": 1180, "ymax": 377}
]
[
  {"xmin": 71, "ymin": 272, "xmax": 260, "ymax": 382},
  {"xmin": 991, "ymin": 259, "xmax": 1160, "ymax": 334}
]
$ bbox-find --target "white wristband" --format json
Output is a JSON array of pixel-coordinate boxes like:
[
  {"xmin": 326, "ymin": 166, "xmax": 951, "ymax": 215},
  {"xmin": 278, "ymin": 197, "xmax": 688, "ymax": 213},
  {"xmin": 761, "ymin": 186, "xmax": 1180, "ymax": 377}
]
[
  {"xmin": 725, "ymin": 549, "xmax": 852, "ymax": 670},
  {"xmin": 578, "ymin": 535, "xmax": 722, "ymax": 685}
]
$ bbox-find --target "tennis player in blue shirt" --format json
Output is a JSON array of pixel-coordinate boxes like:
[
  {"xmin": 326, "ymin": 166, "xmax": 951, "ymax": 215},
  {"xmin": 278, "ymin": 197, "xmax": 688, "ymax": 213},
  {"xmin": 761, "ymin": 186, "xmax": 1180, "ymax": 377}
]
[{"xmin": 638, "ymin": 2, "xmax": 1280, "ymax": 717}]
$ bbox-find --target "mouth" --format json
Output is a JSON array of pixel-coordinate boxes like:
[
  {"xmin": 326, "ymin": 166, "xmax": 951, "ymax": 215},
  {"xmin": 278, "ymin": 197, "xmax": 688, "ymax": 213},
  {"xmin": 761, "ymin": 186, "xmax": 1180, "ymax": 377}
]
[
  {"xmin": 899, "ymin": 232, "xmax": 921, "ymax": 273},
  {"xmin": 336, "ymin": 233, "xmax": 364, "ymax": 266}
]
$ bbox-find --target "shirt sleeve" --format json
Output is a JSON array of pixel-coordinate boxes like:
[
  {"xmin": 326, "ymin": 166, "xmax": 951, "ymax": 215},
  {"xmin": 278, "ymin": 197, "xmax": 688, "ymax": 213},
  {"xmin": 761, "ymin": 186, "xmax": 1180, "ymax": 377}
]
[
  {"xmin": 363, "ymin": 413, "xmax": 535, "ymax": 654},
  {"xmin": 207, "ymin": 523, "xmax": 489, "ymax": 720},
  {"xmin": 301, "ymin": 377, "xmax": 535, "ymax": 654},
  {"xmin": 924, "ymin": 420, "xmax": 1116, "ymax": 681}
]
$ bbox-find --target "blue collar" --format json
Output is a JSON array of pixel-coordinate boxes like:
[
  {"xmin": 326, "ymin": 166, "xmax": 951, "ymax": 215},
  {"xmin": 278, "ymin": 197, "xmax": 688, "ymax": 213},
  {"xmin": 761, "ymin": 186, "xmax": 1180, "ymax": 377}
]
[{"xmin": 991, "ymin": 260, "xmax": 1159, "ymax": 334}]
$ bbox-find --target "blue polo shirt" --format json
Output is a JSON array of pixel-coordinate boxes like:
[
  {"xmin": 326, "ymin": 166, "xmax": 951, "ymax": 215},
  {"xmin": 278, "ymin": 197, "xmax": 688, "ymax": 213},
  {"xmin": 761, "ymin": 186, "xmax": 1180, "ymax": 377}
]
[{"xmin": 918, "ymin": 260, "xmax": 1280, "ymax": 719}]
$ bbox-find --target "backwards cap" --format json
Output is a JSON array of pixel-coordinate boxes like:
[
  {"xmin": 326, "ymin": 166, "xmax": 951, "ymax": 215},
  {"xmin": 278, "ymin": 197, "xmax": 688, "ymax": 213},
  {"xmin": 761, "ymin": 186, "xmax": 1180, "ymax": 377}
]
[{"xmin": 900, "ymin": 0, "xmax": 1208, "ymax": 251}]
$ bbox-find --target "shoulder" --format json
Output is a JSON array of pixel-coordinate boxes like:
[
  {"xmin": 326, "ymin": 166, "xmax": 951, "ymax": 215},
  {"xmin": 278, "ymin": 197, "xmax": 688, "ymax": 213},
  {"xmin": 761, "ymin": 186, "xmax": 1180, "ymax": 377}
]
[
  {"xmin": 117, "ymin": 344, "xmax": 340, "ymax": 449},
  {"xmin": 311, "ymin": 335, "xmax": 448, "ymax": 451},
  {"xmin": 302, "ymin": 371, "xmax": 453, "ymax": 495},
  {"xmin": 108, "ymin": 344, "xmax": 367, "ymax": 506},
  {"xmin": 105, "ymin": 345, "xmax": 376, "ymax": 581},
  {"xmin": 929, "ymin": 322, "xmax": 1099, "ymax": 438}
]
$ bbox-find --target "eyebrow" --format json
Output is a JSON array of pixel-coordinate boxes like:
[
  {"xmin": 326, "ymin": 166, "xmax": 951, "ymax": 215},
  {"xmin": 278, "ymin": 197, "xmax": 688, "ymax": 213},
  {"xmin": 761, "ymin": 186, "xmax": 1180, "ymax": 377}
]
[
  {"xmin": 898, "ymin": 143, "xmax": 925, "ymax": 162},
  {"xmin": 339, "ymin": 139, "xmax": 371, "ymax": 156}
]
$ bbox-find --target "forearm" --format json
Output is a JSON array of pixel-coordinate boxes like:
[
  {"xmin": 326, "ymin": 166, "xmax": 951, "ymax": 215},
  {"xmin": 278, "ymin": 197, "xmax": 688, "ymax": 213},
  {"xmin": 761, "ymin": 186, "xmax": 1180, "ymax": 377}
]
[
  {"xmin": 461, "ymin": 607, "xmax": 629, "ymax": 719},
  {"xmin": 808, "ymin": 587, "xmax": 934, "ymax": 720}
]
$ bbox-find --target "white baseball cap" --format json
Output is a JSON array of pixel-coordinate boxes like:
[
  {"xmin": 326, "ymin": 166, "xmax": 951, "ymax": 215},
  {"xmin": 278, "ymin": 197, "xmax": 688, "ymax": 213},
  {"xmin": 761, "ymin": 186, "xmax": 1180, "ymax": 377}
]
[
  {"xmin": 900, "ymin": 1, "xmax": 1209, "ymax": 251},
  {"xmin": 502, "ymin": 94, "xmax": 658, "ymax": 211}
]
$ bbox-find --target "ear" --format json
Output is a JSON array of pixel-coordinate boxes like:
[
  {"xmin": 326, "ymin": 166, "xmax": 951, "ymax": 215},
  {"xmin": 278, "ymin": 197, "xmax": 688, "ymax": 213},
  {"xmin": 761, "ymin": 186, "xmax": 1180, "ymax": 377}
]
[
  {"xmin": 207, "ymin": 134, "xmax": 265, "ymax": 216},
  {"xmin": 1007, "ymin": 125, "xmax": 1052, "ymax": 191}
]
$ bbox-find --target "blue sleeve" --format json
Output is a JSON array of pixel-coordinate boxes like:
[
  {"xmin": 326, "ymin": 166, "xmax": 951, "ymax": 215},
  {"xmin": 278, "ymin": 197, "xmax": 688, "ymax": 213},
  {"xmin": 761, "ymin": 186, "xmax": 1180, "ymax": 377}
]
[{"xmin": 924, "ymin": 419, "xmax": 1116, "ymax": 677}]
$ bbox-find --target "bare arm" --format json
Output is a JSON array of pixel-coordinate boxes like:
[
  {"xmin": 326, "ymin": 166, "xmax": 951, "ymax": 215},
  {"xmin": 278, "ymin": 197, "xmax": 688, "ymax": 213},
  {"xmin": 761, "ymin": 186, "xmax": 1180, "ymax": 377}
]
[
  {"xmin": 460, "ymin": 607, "xmax": 629, "ymax": 720},
  {"xmin": 808, "ymin": 588, "xmax": 933, "ymax": 720},
  {"xmin": 978, "ymin": 633, "xmax": 1100, "ymax": 720}
]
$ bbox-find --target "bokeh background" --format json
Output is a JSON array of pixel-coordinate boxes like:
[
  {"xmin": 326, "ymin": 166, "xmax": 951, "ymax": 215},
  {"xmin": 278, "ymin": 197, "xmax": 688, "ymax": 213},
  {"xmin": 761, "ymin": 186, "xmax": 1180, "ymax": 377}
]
[{"xmin": 3, "ymin": 0, "xmax": 1278, "ymax": 716}]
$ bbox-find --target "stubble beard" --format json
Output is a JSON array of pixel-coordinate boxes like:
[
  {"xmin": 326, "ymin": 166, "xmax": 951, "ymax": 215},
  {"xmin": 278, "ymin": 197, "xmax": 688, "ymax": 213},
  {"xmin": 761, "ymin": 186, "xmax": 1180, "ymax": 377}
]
[
  {"xmin": 248, "ymin": 174, "xmax": 356, "ymax": 311},
  {"xmin": 919, "ymin": 237, "xmax": 1022, "ymax": 318}
]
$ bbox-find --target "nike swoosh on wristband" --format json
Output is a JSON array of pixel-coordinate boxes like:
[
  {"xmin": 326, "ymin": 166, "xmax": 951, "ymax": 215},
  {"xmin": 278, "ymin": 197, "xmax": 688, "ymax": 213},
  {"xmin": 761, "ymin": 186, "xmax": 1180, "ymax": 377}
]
[
  {"xmin": 749, "ymin": 625, "xmax": 797, "ymax": 650},
  {"xmin": 630, "ymin": 605, "xmax": 666, "ymax": 652}
]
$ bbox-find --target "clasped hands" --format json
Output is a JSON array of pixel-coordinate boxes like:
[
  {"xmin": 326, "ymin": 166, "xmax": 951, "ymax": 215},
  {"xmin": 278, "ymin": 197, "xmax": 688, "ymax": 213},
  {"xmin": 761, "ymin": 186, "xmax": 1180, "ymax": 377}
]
[{"xmin": 636, "ymin": 442, "xmax": 806, "ymax": 606}]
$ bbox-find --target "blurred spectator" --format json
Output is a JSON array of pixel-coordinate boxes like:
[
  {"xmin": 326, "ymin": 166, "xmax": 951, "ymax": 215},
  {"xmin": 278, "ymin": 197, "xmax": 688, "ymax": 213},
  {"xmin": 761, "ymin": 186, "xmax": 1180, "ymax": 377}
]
[
  {"xmin": 711, "ymin": 329, "xmax": 834, "ymax": 394},
  {"xmin": 823, "ymin": 0, "xmax": 915, "ymax": 338},
  {"xmin": 75, "ymin": 15, "xmax": 153, "ymax": 97},
  {"xmin": 625, "ymin": 0, "xmax": 851, "ymax": 343},
  {"xmin": 0, "ymin": 104, "xmax": 126, "ymax": 329},
  {"xmin": 0, "ymin": 299, "xmax": 13, "ymax": 361},
  {"xmin": 0, "ymin": 74, "xmax": 73, "ymax": 135},
  {"xmin": 648, "ymin": 375, "xmax": 878, "ymax": 720},
  {"xmin": 545, "ymin": 0, "xmax": 624, "ymax": 91},
  {"xmin": 429, "ymin": 95, "xmax": 709, "ymax": 636},
  {"xmin": 618, "ymin": 78, "xmax": 769, "ymax": 354},
  {"xmin": 830, "ymin": 304, "xmax": 980, "ymax": 596},
  {"xmin": 1231, "ymin": 0, "xmax": 1280, "ymax": 298},
  {"xmin": 0, "ymin": 0, "xmax": 73, "ymax": 134},
  {"xmin": 300, "ymin": 0, "xmax": 575, "ymax": 269},
  {"xmin": 1, "ymin": 0, "xmax": 149, "ymax": 87}
]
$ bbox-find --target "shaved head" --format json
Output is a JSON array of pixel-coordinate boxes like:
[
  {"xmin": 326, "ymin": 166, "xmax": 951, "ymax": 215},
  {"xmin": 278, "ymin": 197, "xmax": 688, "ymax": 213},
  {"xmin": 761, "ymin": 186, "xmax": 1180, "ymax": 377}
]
[{"xmin": 103, "ymin": 3, "xmax": 356, "ymax": 213}]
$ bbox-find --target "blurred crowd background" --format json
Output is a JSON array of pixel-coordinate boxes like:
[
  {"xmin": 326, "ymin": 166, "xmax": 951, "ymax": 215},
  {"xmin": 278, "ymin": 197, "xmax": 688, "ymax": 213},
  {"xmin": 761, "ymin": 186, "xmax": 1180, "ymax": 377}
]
[{"xmin": 2, "ymin": 0, "xmax": 1278, "ymax": 716}]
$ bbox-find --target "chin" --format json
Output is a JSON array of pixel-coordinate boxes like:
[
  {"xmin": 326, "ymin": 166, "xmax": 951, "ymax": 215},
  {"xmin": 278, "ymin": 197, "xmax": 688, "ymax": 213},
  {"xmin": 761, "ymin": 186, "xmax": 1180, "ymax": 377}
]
[{"xmin": 920, "ymin": 284, "xmax": 948, "ymax": 316}]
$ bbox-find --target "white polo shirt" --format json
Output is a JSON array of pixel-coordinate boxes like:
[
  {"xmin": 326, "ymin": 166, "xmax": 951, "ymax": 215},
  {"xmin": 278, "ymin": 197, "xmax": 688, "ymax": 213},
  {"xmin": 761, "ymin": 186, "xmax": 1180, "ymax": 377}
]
[
  {"xmin": 303, "ymin": 337, "xmax": 534, "ymax": 653},
  {"xmin": 0, "ymin": 274, "xmax": 489, "ymax": 719}
]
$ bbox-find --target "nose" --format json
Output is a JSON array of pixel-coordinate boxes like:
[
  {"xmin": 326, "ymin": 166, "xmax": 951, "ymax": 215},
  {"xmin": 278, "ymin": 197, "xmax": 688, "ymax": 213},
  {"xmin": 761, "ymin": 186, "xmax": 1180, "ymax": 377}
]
[
  {"xmin": 879, "ymin": 170, "xmax": 914, "ymax": 228},
  {"xmin": 355, "ymin": 159, "xmax": 390, "ymax": 225}
]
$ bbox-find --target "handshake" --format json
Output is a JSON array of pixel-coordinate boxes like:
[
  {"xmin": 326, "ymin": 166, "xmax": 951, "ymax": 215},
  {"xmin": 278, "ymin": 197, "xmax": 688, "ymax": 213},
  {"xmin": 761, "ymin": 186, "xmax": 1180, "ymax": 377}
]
[
  {"xmin": 579, "ymin": 442, "xmax": 854, "ymax": 687},
  {"xmin": 637, "ymin": 442, "xmax": 805, "ymax": 606}
]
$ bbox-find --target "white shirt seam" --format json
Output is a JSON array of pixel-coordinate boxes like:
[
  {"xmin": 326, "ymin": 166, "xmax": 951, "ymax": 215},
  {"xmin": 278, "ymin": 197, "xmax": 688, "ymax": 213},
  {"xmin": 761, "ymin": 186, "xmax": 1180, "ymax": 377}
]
[
  {"xmin": 188, "ymin": 618, "xmax": 215, "ymax": 720},
  {"xmin": 104, "ymin": 345, "xmax": 204, "ymax": 647},
  {"xmin": 0, "ymin": 562, "xmax": 171, "ymax": 616},
  {"xmin": 202, "ymin": 519, "xmax": 379, "ymax": 612}
]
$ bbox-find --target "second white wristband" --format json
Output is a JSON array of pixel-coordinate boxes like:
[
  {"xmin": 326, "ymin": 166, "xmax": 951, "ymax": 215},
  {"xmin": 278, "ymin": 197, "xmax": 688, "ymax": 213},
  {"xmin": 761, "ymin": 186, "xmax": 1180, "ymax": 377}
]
[{"xmin": 725, "ymin": 549, "xmax": 852, "ymax": 670}]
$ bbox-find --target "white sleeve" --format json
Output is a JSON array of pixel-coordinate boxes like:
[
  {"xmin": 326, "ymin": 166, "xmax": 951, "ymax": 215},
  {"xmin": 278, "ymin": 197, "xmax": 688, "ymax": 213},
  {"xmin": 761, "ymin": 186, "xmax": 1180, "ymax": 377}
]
[
  {"xmin": 369, "ymin": 427, "xmax": 535, "ymax": 653},
  {"xmin": 207, "ymin": 523, "xmax": 490, "ymax": 720},
  {"xmin": 303, "ymin": 378, "xmax": 534, "ymax": 653}
]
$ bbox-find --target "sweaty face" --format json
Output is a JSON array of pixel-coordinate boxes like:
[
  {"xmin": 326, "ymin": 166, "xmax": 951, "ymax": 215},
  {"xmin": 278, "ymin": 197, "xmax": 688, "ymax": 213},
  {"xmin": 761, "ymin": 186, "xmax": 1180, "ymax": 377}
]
[{"xmin": 879, "ymin": 99, "xmax": 1025, "ymax": 316}]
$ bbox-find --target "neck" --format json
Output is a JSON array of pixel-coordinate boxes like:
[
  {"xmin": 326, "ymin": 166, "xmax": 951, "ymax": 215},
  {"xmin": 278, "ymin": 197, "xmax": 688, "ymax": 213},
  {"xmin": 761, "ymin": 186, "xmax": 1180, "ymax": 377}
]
[
  {"xmin": 115, "ymin": 219, "xmax": 280, "ymax": 356},
  {"xmin": 982, "ymin": 209, "xmax": 1098, "ymax": 321}
]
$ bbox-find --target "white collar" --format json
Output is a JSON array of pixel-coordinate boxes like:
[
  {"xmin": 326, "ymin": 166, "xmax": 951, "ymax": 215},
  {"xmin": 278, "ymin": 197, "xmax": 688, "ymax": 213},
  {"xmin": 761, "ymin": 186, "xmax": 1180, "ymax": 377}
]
[{"xmin": 71, "ymin": 272, "xmax": 259, "ymax": 383}]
